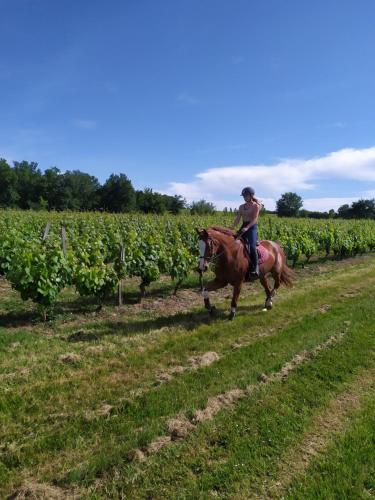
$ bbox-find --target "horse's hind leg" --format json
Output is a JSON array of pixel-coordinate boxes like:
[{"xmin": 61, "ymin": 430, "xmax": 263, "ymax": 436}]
[
  {"xmin": 270, "ymin": 270, "xmax": 281, "ymax": 298},
  {"xmin": 259, "ymin": 273, "xmax": 273, "ymax": 310},
  {"xmin": 202, "ymin": 278, "xmax": 227, "ymax": 315},
  {"xmin": 229, "ymin": 282, "xmax": 243, "ymax": 320},
  {"xmin": 269, "ymin": 249, "xmax": 282, "ymax": 298}
]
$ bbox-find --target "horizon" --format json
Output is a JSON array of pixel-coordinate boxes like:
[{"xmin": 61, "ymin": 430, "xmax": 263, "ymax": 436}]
[{"xmin": 2, "ymin": 155, "xmax": 374, "ymax": 214}]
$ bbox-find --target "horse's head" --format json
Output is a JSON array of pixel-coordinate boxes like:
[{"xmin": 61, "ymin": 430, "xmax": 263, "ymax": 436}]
[{"xmin": 196, "ymin": 228, "xmax": 220, "ymax": 272}]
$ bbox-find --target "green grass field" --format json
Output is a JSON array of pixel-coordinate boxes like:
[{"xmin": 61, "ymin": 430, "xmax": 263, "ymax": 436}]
[{"xmin": 1, "ymin": 255, "xmax": 375, "ymax": 499}]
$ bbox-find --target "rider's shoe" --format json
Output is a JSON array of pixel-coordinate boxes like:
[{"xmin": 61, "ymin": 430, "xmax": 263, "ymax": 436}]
[
  {"xmin": 245, "ymin": 268, "xmax": 259, "ymax": 282},
  {"xmin": 248, "ymin": 271, "xmax": 259, "ymax": 281}
]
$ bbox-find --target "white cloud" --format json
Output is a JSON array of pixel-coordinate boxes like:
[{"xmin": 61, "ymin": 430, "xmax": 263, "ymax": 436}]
[
  {"xmin": 177, "ymin": 93, "xmax": 199, "ymax": 105},
  {"xmin": 73, "ymin": 119, "xmax": 97, "ymax": 130},
  {"xmin": 319, "ymin": 121, "xmax": 347, "ymax": 129},
  {"xmin": 330, "ymin": 121, "xmax": 347, "ymax": 128},
  {"xmin": 164, "ymin": 147, "xmax": 375, "ymax": 211},
  {"xmin": 302, "ymin": 197, "xmax": 358, "ymax": 212},
  {"xmin": 362, "ymin": 189, "xmax": 375, "ymax": 198},
  {"xmin": 212, "ymin": 197, "xmax": 276, "ymax": 211}
]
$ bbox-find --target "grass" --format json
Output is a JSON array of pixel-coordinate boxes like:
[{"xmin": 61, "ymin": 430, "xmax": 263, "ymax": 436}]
[
  {"xmin": 285, "ymin": 391, "xmax": 375, "ymax": 499},
  {"xmin": 82, "ymin": 289, "xmax": 375, "ymax": 498},
  {"xmin": 0, "ymin": 254, "xmax": 375, "ymax": 498}
]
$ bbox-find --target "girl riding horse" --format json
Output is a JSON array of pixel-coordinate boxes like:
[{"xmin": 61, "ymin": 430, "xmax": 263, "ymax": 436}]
[
  {"xmin": 231, "ymin": 186, "xmax": 263, "ymax": 280},
  {"xmin": 197, "ymin": 186, "xmax": 294, "ymax": 319}
]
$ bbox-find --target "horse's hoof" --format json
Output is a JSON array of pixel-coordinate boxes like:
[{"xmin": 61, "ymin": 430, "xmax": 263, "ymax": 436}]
[
  {"xmin": 228, "ymin": 311, "xmax": 235, "ymax": 321},
  {"xmin": 265, "ymin": 301, "xmax": 273, "ymax": 310},
  {"xmin": 209, "ymin": 306, "xmax": 217, "ymax": 316}
]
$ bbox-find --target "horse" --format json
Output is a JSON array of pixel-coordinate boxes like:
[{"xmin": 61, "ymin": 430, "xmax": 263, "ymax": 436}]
[{"xmin": 197, "ymin": 226, "xmax": 295, "ymax": 320}]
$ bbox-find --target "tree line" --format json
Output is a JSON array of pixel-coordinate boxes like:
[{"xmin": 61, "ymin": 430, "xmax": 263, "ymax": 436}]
[
  {"xmin": 275, "ymin": 192, "xmax": 375, "ymax": 219},
  {"xmin": 0, "ymin": 159, "xmax": 186, "ymax": 213},
  {"xmin": 1, "ymin": 159, "xmax": 374, "ymax": 218}
]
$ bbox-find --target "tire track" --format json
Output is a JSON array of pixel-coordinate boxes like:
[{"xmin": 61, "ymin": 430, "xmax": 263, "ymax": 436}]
[
  {"xmin": 129, "ymin": 331, "xmax": 347, "ymax": 462},
  {"xmin": 263, "ymin": 368, "xmax": 375, "ymax": 499}
]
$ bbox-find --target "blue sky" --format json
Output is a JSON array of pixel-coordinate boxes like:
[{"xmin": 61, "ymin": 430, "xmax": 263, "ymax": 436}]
[{"xmin": 1, "ymin": 0, "xmax": 375, "ymax": 210}]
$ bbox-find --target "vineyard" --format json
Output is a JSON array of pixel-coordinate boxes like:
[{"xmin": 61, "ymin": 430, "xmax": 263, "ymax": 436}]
[
  {"xmin": 1, "ymin": 211, "xmax": 375, "ymax": 498},
  {"xmin": 0, "ymin": 210, "xmax": 375, "ymax": 317}
]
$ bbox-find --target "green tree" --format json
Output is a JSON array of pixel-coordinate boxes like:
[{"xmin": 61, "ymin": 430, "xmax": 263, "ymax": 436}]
[
  {"xmin": 166, "ymin": 194, "xmax": 186, "ymax": 214},
  {"xmin": 63, "ymin": 170, "xmax": 101, "ymax": 210},
  {"xmin": 190, "ymin": 200, "xmax": 216, "ymax": 215},
  {"xmin": 0, "ymin": 158, "xmax": 19, "ymax": 207},
  {"xmin": 337, "ymin": 204, "xmax": 352, "ymax": 219},
  {"xmin": 136, "ymin": 188, "xmax": 166, "ymax": 214},
  {"xmin": 351, "ymin": 199, "xmax": 375, "ymax": 219},
  {"xmin": 100, "ymin": 174, "xmax": 136, "ymax": 212},
  {"xmin": 136, "ymin": 190, "xmax": 186, "ymax": 214},
  {"xmin": 42, "ymin": 167, "xmax": 66, "ymax": 210},
  {"xmin": 328, "ymin": 209, "xmax": 336, "ymax": 218},
  {"xmin": 276, "ymin": 192, "xmax": 303, "ymax": 217},
  {"xmin": 13, "ymin": 161, "xmax": 43, "ymax": 209}
]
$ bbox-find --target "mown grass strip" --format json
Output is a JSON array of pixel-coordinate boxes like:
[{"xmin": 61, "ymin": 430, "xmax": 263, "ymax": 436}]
[
  {"xmin": 285, "ymin": 387, "xmax": 375, "ymax": 499},
  {"xmin": 2, "ymin": 258, "xmax": 374, "ymax": 419},
  {"xmin": 2, "ymin": 286, "xmax": 371, "ymax": 498},
  {"xmin": 267, "ymin": 368, "xmax": 375, "ymax": 498},
  {"xmin": 85, "ymin": 291, "xmax": 375, "ymax": 499},
  {"xmin": 1, "ymin": 257, "xmax": 375, "ymax": 497},
  {"xmin": 127, "ymin": 332, "xmax": 345, "ymax": 464}
]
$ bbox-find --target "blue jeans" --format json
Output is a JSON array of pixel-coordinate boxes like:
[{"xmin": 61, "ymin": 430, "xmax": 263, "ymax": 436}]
[{"xmin": 241, "ymin": 223, "xmax": 258, "ymax": 273}]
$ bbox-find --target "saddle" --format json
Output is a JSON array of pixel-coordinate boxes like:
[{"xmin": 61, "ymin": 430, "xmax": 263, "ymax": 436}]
[{"xmin": 240, "ymin": 238, "xmax": 268, "ymax": 266}]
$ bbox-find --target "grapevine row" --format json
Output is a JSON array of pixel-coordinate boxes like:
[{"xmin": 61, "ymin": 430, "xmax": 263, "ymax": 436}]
[{"xmin": 0, "ymin": 210, "xmax": 374, "ymax": 316}]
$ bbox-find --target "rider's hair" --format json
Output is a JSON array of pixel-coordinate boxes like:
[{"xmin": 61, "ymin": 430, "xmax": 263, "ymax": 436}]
[{"xmin": 250, "ymin": 195, "xmax": 262, "ymax": 206}]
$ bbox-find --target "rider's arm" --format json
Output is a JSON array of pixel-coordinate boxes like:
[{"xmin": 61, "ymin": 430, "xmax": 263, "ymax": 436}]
[
  {"xmin": 231, "ymin": 207, "xmax": 242, "ymax": 229},
  {"xmin": 241, "ymin": 204, "xmax": 260, "ymax": 231}
]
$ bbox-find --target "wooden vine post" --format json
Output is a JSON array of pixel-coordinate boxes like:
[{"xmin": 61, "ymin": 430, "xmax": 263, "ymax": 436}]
[
  {"xmin": 42, "ymin": 221, "xmax": 51, "ymax": 241},
  {"xmin": 118, "ymin": 245, "xmax": 125, "ymax": 306},
  {"xmin": 61, "ymin": 227, "xmax": 67, "ymax": 255}
]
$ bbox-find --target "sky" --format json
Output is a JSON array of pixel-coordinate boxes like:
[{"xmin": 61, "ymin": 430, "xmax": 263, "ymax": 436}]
[{"xmin": 1, "ymin": 0, "xmax": 375, "ymax": 211}]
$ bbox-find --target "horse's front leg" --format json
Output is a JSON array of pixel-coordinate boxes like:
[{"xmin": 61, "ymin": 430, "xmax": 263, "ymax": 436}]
[
  {"xmin": 202, "ymin": 278, "xmax": 227, "ymax": 315},
  {"xmin": 229, "ymin": 282, "xmax": 243, "ymax": 320}
]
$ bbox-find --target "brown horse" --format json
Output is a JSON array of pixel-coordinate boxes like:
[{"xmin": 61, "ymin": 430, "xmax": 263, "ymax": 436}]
[{"xmin": 197, "ymin": 226, "xmax": 295, "ymax": 319}]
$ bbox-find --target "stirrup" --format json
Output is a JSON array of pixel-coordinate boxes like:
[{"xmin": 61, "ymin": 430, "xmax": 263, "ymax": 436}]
[
  {"xmin": 245, "ymin": 269, "xmax": 259, "ymax": 282},
  {"xmin": 248, "ymin": 272, "xmax": 259, "ymax": 281}
]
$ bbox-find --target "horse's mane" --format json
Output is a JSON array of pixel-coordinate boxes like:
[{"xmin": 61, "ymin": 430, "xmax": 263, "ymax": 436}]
[{"xmin": 209, "ymin": 226, "xmax": 235, "ymax": 237}]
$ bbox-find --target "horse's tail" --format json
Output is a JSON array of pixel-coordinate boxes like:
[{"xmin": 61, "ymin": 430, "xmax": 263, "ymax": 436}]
[
  {"xmin": 275, "ymin": 242, "xmax": 296, "ymax": 287},
  {"xmin": 280, "ymin": 263, "xmax": 295, "ymax": 286}
]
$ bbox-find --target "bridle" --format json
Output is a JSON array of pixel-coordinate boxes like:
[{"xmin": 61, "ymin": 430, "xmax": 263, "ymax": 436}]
[
  {"xmin": 198, "ymin": 234, "xmax": 228, "ymax": 291},
  {"xmin": 199, "ymin": 236, "xmax": 226, "ymax": 267}
]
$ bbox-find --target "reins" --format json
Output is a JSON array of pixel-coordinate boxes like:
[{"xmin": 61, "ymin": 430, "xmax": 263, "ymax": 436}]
[
  {"xmin": 199, "ymin": 238, "xmax": 226, "ymax": 265},
  {"xmin": 197, "ymin": 232, "xmax": 246, "ymax": 291},
  {"xmin": 198, "ymin": 231, "xmax": 243, "ymax": 290}
]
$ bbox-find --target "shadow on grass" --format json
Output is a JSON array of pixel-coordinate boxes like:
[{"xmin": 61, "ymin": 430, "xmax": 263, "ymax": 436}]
[
  {"xmin": 80, "ymin": 303, "xmax": 263, "ymax": 340},
  {"xmin": 0, "ymin": 266, "xmax": 267, "ymax": 330},
  {"xmin": 56, "ymin": 273, "xmax": 204, "ymax": 309},
  {"xmin": 0, "ymin": 295, "xmax": 103, "ymax": 328},
  {"xmin": 116, "ymin": 276, "xmax": 205, "ymax": 304},
  {"xmin": 0, "ymin": 309, "xmax": 40, "ymax": 328}
]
